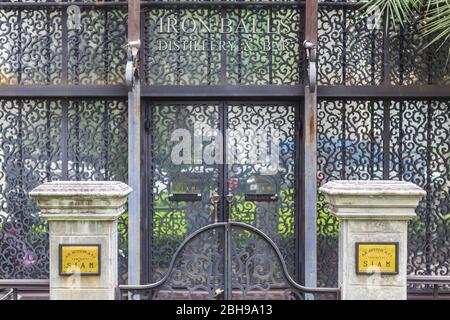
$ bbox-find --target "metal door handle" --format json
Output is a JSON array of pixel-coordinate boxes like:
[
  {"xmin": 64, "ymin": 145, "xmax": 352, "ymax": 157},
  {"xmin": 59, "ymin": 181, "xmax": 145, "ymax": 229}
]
[
  {"xmin": 168, "ymin": 193, "xmax": 202, "ymax": 202},
  {"xmin": 244, "ymin": 193, "xmax": 279, "ymax": 202},
  {"xmin": 226, "ymin": 194, "xmax": 233, "ymax": 222},
  {"xmin": 211, "ymin": 195, "xmax": 220, "ymax": 223}
]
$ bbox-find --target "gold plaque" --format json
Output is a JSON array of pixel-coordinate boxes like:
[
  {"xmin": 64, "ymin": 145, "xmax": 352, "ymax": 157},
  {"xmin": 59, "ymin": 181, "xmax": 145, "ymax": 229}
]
[
  {"xmin": 356, "ymin": 242, "xmax": 398, "ymax": 275},
  {"xmin": 59, "ymin": 244, "xmax": 100, "ymax": 276}
]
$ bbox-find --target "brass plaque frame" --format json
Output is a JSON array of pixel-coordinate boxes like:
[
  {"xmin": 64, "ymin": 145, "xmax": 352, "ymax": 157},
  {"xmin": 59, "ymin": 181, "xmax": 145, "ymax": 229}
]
[
  {"xmin": 59, "ymin": 244, "xmax": 101, "ymax": 276},
  {"xmin": 355, "ymin": 242, "xmax": 399, "ymax": 275}
]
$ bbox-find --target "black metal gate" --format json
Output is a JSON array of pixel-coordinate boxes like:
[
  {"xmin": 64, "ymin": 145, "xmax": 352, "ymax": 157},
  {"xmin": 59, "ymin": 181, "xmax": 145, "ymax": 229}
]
[
  {"xmin": 118, "ymin": 100, "xmax": 338, "ymax": 299},
  {"xmin": 137, "ymin": 100, "xmax": 314, "ymax": 299}
]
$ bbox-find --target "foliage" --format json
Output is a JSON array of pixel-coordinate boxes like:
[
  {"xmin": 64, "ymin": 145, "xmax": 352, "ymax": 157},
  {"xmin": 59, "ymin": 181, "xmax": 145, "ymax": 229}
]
[
  {"xmin": 421, "ymin": 0, "xmax": 450, "ymax": 51},
  {"xmin": 360, "ymin": 0, "xmax": 450, "ymax": 56}
]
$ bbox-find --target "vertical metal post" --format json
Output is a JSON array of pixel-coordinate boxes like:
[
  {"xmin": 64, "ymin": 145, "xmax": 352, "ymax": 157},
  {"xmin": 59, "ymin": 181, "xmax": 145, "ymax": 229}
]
[
  {"xmin": 304, "ymin": 0, "xmax": 318, "ymax": 295},
  {"xmin": 128, "ymin": 0, "xmax": 142, "ymax": 287}
]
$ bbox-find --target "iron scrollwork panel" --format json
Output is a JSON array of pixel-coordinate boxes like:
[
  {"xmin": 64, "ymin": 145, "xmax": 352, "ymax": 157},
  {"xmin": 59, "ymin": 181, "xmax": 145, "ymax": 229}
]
[
  {"xmin": 225, "ymin": 6, "xmax": 305, "ymax": 85},
  {"xmin": 317, "ymin": 5, "xmax": 384, "ymax": 86},
  {"xmin": 388, "ymin": 100, "xmax": 450, "ymax": 277},
  {"xmin": 317, "ymin": 2, "xmax": 449, "ymax": 86},
  {"xmin": 143, "ymin": 4, "xmax": 304, "ymax": 85},
  {"xmin": 0, "ymin": 7, "xmax": 62, "ymax": 85},
  {"xmin": 144, "ymin": 6, "xmax": 223, "ymax": 85},
  {"xmin": 389, "ymin": 22, "xmax": 450, "ymax": 85},
  {"xmin": 149, "ymin": 103, "xmax": 220, "ymax": 282},
  {"xmin": 0, "ymin": 99, "xmax": 62, "ymax": 279},
  {"xmin": 0, "ymin": 3, "xmax": 127, "ymax": 85},
  {"xmin": 227, "ymin": 103, "xmax": 298, "ymax": 279},
  {"xmin": 230, "ymin": 225, "xmax": 303, "ymax": 300},
  {"xmin": 122, "ymin": 221, "xmax": 339, "ymax": 300},
  {"xmin": 0, "ymin": 98, "xmax": 128, "ymax": 282},
  {"xmin": 68, "ymin": 7, "xmax": 127, "ymax": 85},
  {"xmin": 146, "ymin": 101, "xmax": 302, "ymax": 299},
  {"xmin": 132, "ymin": 227, "xmax": 225, "ymax": 300},
  {"xmin": 317, "ymin": 98, "xmax": 450, "ymax": 289},
  {"xmin": 66, "ymin": 98, "xmax": 128, "ymax": 283}
]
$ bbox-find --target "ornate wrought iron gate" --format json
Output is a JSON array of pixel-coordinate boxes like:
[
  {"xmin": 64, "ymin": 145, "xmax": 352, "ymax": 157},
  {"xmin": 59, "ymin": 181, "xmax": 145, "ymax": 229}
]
[
  {"xmin": 123, "ymin": 99, "xmax": 340, "ymax": 299},
  {"xmin": 123, "ymin": 0, "xmax": 325, "ymax": 299},
  {"xmin": 138, "ymin": 101, "xmax": 312, "ymax": 299}
]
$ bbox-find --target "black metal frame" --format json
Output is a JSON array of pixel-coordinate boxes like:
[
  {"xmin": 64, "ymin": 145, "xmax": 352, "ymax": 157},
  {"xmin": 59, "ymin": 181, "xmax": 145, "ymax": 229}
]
[{"xmin": 142, "ymin": 98, "xmax": 306, "ymax": 288}]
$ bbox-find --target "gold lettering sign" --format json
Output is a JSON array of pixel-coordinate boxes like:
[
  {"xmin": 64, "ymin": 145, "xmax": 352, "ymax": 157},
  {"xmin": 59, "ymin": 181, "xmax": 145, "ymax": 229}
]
[
  {"xmin": 356, "ymin": 242, "xmax": 398, "ymax": 275},
  {"xmin": 59, "ymin": 244, "xmax": 100, "ymax": 276}
]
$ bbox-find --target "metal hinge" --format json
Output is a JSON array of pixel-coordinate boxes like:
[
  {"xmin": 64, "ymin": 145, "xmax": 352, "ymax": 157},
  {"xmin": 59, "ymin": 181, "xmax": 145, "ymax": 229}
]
[
  {"xmin": 144, "ymin": 118, "xmax": 151, "ymax": 131},
  {"xmin": 297, "ymin": 118, "xmax": 303, "ymax": 134}
]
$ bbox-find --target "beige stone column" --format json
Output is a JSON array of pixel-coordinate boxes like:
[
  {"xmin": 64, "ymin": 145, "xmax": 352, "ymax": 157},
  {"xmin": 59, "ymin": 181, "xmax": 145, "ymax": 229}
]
[
  {"xmin": 30, "ymin": 181, "xmax": 132, "ymax": 300},
  {"xmin": 320, "ymin": 181, "xmax": 425, "ymax": 300}
]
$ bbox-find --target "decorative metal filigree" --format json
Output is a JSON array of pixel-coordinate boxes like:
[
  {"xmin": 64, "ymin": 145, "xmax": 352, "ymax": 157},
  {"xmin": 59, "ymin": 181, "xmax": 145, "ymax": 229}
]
[
  {"xmin": 122, "ymin": 222, "xmax": 339, "ymax": 300},
  {"xmin": 0, "ymin": 99, "xmax": 61, "ymax": 279},
  {"xmin": 389, "ymin": 100, "xmax": 450, "ymax": 276},
  {"xmin": 0, "ymin": 98, "xmax": 128, "ymax": 282},
  {"xmin": 317, "ymin": 4, "xmax": 450, "ymax": 86},
  {"xmin": 67, "ymin": 99, "xmax": 128, "ymax": 283},
  {"xmin": 68, "ymin": 7, "xmax": 127, "ymax": 85},
  {"xmin": 143, "ymin": 5, "xmax": 304, "ymax": 85},
  {"xmin": 0, "ymin": 8, "xmax": 62, "ymax": 85},
  {"xmin": 226, "ymin": 7, "xmax": 305, "ymax": 85},
  {"xmin": 147, "ymin": 227, "xmax": 224, "ymax": 300},
  {"xmin": 317, "ymin": 5, "xmax": 384, "ymax": 86},
  {"xmin": 0, "ymin": 4, "xmax": 127, "ymax": 85},
  {"xmin": 149, "ymin": 103, "xmax": 220, "ymax": 281},
  {"xmin": 227, "ymin": 103, "xmax": 298, "ymax": 278},
  {"xmin": 231, "ymin": 226, "xmax": 302, "ymax": 300},
  {"xmin": 67, "ymin": 99, "xmax": 128, "ymax": 182},
  {"xmin": 147, "ymin": 101, "xmax": 301, "ymax": 289},
  {"xmin": 317, "ymin": 98, "xmax": 450, "ymax": 287}
]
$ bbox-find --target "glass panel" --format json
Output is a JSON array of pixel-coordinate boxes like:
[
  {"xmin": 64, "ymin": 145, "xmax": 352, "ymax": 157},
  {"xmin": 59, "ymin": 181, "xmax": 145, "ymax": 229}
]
[
  {"xmin": 68, "ymin": 7, "xmax": 127, "ymax": 85},
  {"xmin": 0, "ymin": 8, "xmax": 62, "ymax": 85},
  {"xmin": 0, "ymin": 98, "xmax": 128, "ymax": 281},
  {"xmin": 0, "ymin": 4, "xmax": 127, "ymax": 85},
  {"xmin": 317, "ymin": 5, "xmax": 383, "ymax": 86},
  {"xmin": 227, "ymin": 102, "xmax": 297, "ymax": 278},
  {"xmin": 150, "ymin": 103, "xmax": 220, "ymax": 281},
  {"xmin": 143, "ymin": 4, "xmax": 304, "ymax": 85}
]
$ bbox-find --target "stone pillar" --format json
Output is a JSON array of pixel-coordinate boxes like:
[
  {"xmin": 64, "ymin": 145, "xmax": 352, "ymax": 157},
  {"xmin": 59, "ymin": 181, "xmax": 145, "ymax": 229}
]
[
  {"xmin": 30, "ymin": 181, "xmax": 132, "ymax": 300},
  {"xmin": 320, "ymin": 180, "xmax": 425, "ymax": 300}
]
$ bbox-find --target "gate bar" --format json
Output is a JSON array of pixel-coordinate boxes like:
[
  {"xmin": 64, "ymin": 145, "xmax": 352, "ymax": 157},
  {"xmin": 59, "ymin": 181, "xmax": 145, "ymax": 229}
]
[
  {"xmin": 128, "ymin": 0, "xmax": 142, "ymax": 288},
  {"xmin": 1, "ymin": 85, "xmax": 450, "ymax": 98},
  {"xmin": 303, "ymin": 0, "xmax": 319, "ymax": 294}
]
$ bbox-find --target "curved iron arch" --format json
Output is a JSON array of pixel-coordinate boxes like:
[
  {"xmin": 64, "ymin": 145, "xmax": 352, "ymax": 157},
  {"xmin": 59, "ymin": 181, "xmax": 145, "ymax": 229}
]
[{"xmin": 119, "ymin": 221, "xmax": 340, "ymax": 299}]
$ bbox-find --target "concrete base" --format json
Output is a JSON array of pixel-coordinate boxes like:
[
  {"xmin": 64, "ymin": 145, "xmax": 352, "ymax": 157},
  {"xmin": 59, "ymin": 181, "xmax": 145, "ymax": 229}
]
[
  {"xmin": 320, "ymin": 180, "xmax": 425, "ymax": 300},
  {"xmin": 339, "ymin": 219, "xmax": 408, "ymax": 300},
  {"xmin": 30, "ymin": 181, "xmax": 132, "ymax": 300}
]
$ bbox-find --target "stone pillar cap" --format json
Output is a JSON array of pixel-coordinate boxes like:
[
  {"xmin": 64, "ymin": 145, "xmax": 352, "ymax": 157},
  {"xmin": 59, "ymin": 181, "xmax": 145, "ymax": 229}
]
[
  {"xmin": 30, "ymin": 181, "xmax": 132, "ymax": 220},
  {"xmin": 30, "ymin": 181, "xmax": 132, "ymax": 198},
  {"xmin": 319, "ymin": 180, "xmax": 426, "ymax": 220},
  {"xmin": 319, "ymin": 180, "xmax": 426, "ymax": 197}
]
